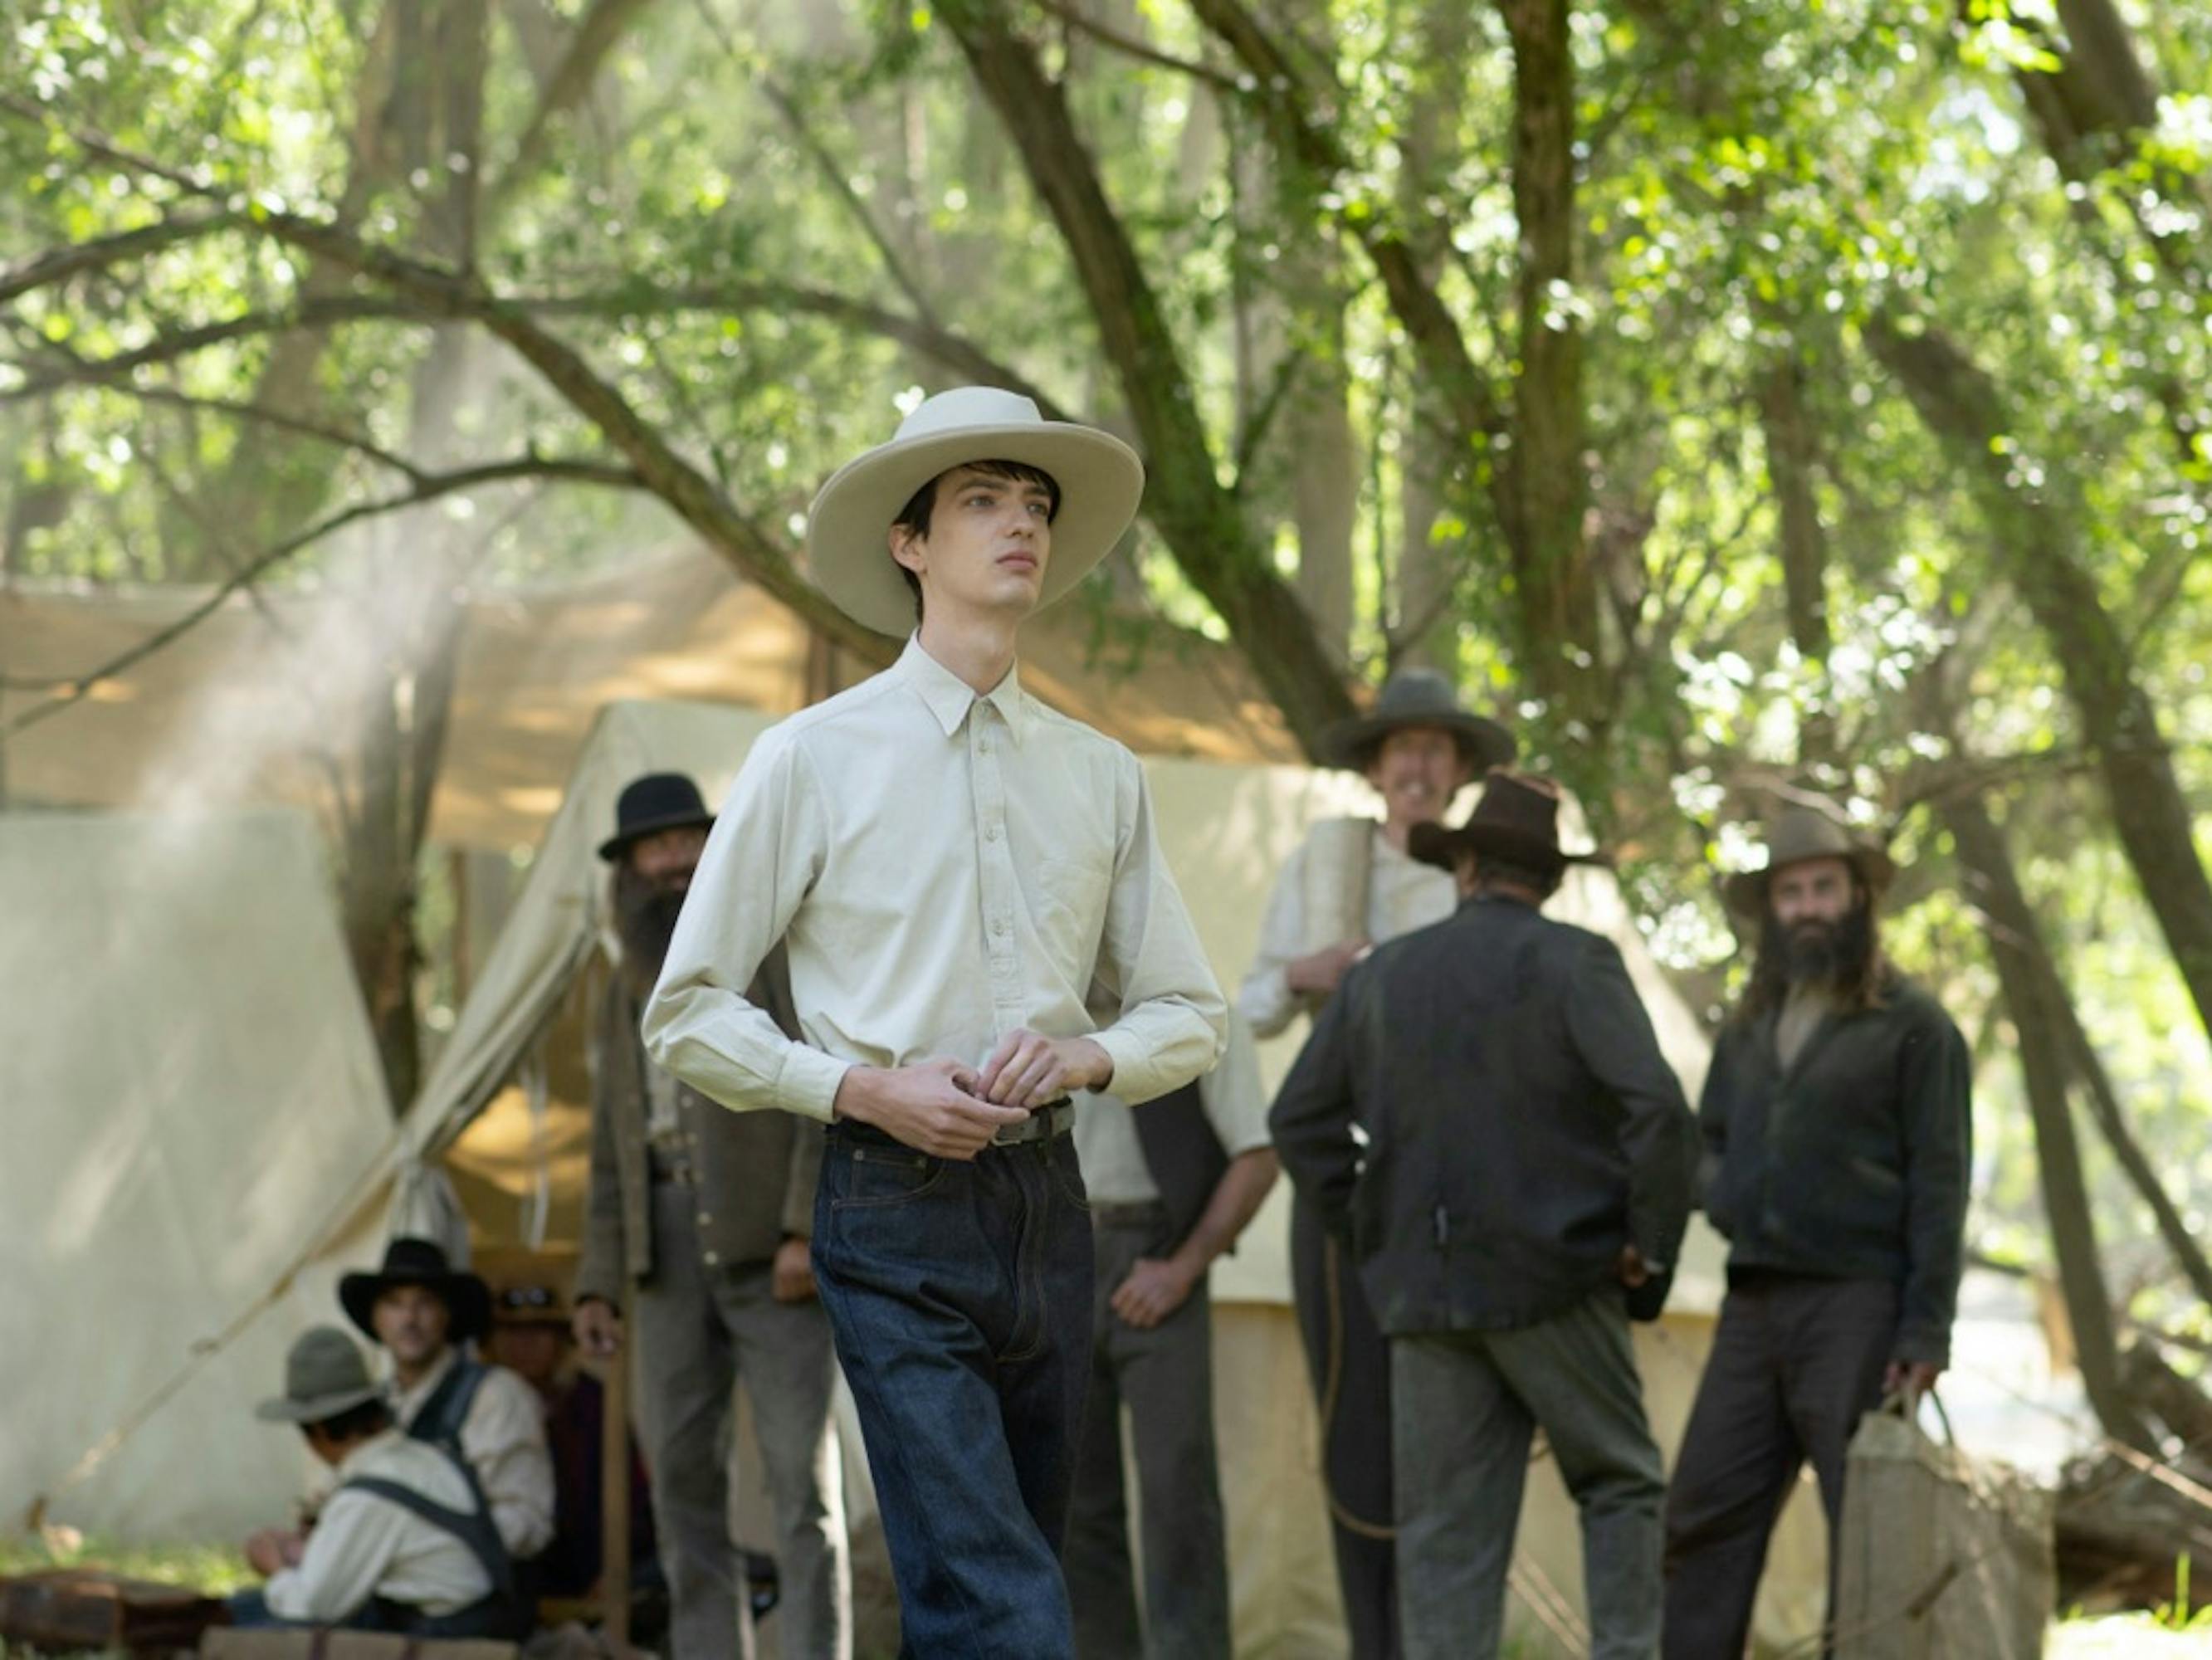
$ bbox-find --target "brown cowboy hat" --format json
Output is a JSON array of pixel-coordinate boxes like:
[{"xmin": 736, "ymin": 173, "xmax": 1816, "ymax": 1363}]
[
  {"xmin": 1407, "ymin": 770, "xmax": 1605, "ymax": 876},
  {"xmin": 1318, "ymin": 667, "xmax": 1516, "ymax": 775},
  {"xmin": 1721, "ymin": 802, "xmax": 1898, "ymax": 919},
  {"xmin": 476, "ymin": 1244, "xmax": 579, "ymax": 1329},
  {"xmin": 339, "ymin": 1236, "xmax": 493, "ymax": 1346}
]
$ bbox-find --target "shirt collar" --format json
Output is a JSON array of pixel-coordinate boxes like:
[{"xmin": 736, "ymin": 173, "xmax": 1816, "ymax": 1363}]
[
  {"xmin": 896, "ymin": 635, "xmax": 1030, "ymax": 745},
  {"xmin": 387, "ymin": 1345, "xmax": 457, "ymax": 1417}
]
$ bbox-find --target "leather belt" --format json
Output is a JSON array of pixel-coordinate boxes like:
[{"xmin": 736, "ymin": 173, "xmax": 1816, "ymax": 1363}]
[{"xmin": 991, "ymin": 1099, "xmax": 1075, "ymax": 1146}]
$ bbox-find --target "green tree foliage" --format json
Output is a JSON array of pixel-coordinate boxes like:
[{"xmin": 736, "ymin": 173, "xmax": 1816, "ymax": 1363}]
[{"xmin": 4, "ymin": 0, "xmax": 2211, "ymax": 1367}]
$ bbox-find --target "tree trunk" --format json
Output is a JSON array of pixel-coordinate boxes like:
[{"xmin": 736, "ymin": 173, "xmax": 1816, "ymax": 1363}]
[
  {"xmin": 1942, "ymin": 785, "xmax": 2153, "ymax": 1450},
  {"xmin": 1756, "ymin": 357, "xmax": 1837, "ymax": 763},
  {"xmin": 934, "ymin": 0, "xmax": 1356, "ymax": 755},
  {"xmin": 1868, "ymin": 315, "xmax": 2212, "ymax": 1052}
]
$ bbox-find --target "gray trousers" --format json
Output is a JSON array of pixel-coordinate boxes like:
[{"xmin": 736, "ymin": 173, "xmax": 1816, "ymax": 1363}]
[
  {"xmin": 1391, "ymin": 1294, "xmax": 1666, "ymax": 1660},
  {"xmin": 632, "ymin": 1181, "xmax": 852, "ymax": 1660},
  {"xmin": 1661, "ymin": 1273, "xmax": 1899, "ymax": 1660},
  {"xmin": 1062, "ymin": 1207, "xmax": 1232, "ymax": 1660}
]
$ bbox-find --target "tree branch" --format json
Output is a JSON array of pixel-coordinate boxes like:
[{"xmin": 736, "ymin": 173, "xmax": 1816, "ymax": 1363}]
[
  {"xmin": 0, "ymin": 212, "xmax": 243, "ymax": 305},
  {"xmin": 488, "ymin": 0, "xmax": 662, "ymax": 211},
  {"xmin": 0, "ymin": 456, "xmax": 643, "ymax": 741},
  {"xmin": 1028, "ymin": 0, "xmax": 1243, "ymax": 92}
]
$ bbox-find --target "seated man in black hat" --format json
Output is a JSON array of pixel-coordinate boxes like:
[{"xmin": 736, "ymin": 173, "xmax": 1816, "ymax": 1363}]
[
  {"xmin": 340, "ymin": 1238, "xmax": 555, "ymax": 1570},
  {"xmin": 230, "ymin": 1326, "xmax": 526, "ymax": 1639},
  {"xmin": 1271, "ymin": 772, "xmax": 1697, "ymax": 1660}
]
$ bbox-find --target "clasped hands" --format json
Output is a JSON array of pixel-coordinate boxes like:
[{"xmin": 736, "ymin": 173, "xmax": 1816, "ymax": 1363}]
[{"xmin": 834, "ymin": 1028, "xmax": 1114, "ymax": 1160}]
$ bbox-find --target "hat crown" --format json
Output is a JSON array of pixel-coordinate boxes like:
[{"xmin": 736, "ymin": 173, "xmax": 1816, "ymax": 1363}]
[
  {"xmin": 1468, "ymin": 772, "xmax": 1562, "ymax": 841},
  {"xmin": 378, "ymin": 1235, "xmax": 457, "ymax": 1280},
  {"xmin": 285, "ymin": 1326, "xmax": 374, "ymax": 1405},
  {"xmin": 891, "ymin": 387, "xmax": 1044, "ymax": 445},
  {"xmin": 1763, "ymin": 804, "xmax": 1863, "ymax": 867},
  {"xmin": 612, "ymin": 772, "xmax": 710, "ymax": 834},
  {"xmin": 1371, "ymin": 667, "xmax": 1467, "ymax": 723}
]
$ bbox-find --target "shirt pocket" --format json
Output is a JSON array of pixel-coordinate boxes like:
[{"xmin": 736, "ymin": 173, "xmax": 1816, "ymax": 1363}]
[{"xmin": 1034, "ymin": 854, "xmax": 1113, "ymax": 975}]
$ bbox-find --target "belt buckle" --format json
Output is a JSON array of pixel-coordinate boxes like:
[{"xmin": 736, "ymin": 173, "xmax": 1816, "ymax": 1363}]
[{"xmin": 991, "ymin": 1111, "xmax": 1041, "ymax": 1148}]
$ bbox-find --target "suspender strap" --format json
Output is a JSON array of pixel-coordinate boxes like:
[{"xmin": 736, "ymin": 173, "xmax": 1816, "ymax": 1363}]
[{"xmin": 404, "ymin": 1355, "xmax": 489, "ymax": 1452}]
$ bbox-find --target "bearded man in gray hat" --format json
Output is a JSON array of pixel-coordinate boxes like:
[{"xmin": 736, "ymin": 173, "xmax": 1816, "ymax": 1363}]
[
  {"xmin": 574, "ymin": 769, "xmax": 848, "ymax": 1660},
  {"xmin": 229, "ymin": 1326, "xmax": 525, "ymax": 1639},
  {"xmin": 1237, "ymin": 666, "xmax": 1513, "ymax": 1660},
  {"xmin": 642, "ymin": 388, "xmax": 1227, "ymax": 1657},
  {"xmin": 1661, "ymin": 801, "xmax": 1972, "ymax": 1659}
]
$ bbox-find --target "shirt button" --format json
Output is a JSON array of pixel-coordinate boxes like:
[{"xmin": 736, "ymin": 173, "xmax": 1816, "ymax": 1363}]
[
  {"xmin": 702, "ymin": 1250, "xmax": 720, "ymax": 1267},
  {"xmin": 992, "ymin": 918, "xmax": 1008, "ymax": 936},
  {"xmin": 696, "ymin": 1212, "xmax": 713, "ymax": 1227},
  {"xmin": 986, "ymin": 823, "xmax": 1000, "ymax": 842}
]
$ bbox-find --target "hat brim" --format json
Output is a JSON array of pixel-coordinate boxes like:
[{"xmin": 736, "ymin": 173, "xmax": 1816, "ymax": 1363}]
[
  {"xmin": 596, "ymin": 809, "xmax": 715, "ymax": 863},
  {"xmin": 1320, "ymin": 709, "xmax": 1518, "ymax": 775},
  {"xmin": 805, "ymin": 424, "xmax": 1145, "ymax": 637},
  {"xmin": 339, "ymin": 1269, "xmax": 493, "ymax": 1346},
  {"xmin": 1407, "ymin": 820, "xmax": 1607, "ymax": 875},
  {"xmin": 255, "ymin": 1383, "xmax": 383, "ymax": 1424},
  {"xmin": 1721, "ymin": 847, "xmax": 1897, "ymax": 920}
]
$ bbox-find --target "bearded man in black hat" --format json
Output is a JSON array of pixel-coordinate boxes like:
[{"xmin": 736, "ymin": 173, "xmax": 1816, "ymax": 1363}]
[
  {"xmin": 337, "ymin": 1238, "xmax": 554, "ymax": 1576},
  {"xmin": 1661, "ymin": 802, "xmax": 1971, "ymax": 1659},
  {"xmin": 1271, "ymin": 772, "xmax": 1696, "ymax": 1660},
  {"xmin": 1237, "ymin": 666, "xmax": 1514, "ymax": 1660},
  {"xmin": 572, "ymin": 770, "xmax": 850, "ymax": 1660}
]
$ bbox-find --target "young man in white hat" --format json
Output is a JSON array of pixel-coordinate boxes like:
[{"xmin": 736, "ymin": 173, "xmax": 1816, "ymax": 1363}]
[{"xmin": 644, "ymin": 387, "xmax": 1228, "ymax": 1656}]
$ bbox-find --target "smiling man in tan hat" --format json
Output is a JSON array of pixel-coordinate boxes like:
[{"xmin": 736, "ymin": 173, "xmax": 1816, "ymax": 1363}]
[
  {"xmin": 643, "ymin": 387, "xmax": 1228, "ymax": 1656},
  {"xmin": 1271, "ymin": 771, "xmax": 1695, "ymax": 1660},
  {"xmin": 1661, "ymin": 800, "xmax": 1971, "ymax": 1659},
  {"xmin": 227, "ymin": 1326, "xmax": 525, "ymax": 1639},
  {"xmin": 1235, "ymin": 666, "xmax": 1514, "ymax": 1660}
]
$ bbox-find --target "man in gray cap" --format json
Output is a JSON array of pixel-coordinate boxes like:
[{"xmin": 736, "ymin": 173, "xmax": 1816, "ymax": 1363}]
[
  {"xmin": 230, "ymin": 1326, "xmax": 525, "ymax": 1638},
  {"xmin": 1662, "ymin": 801, "xmax": 1972, "ymax": 1658},
  {"xmin": 1237, "ymin": 666, "xmax": 1513, "ymax": 1660}
]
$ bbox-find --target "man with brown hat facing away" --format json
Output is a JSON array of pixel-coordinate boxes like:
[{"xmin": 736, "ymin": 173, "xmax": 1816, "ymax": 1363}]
[
  {"xmin": 642, "ymin": 387, "xmax": 1227, "ymax": 1657},
  {"xmin": 229, "ymin": 1326, "xmax": 526, "ymax": 1640},
  {"xmin": 340, "ymin": 1238, "xmax": 554, "ymax": 1571},
  {"xmin": 572, "ymin": 769, "xmax": 849, "ymax": 1660},
  {"xmin": 1236, "ymin": 666, "xmax": 1514, "ymax": 1660},
  {"xmin": 1271, "ymin": 772, "xmax": 1696, "ymax": 1660},
  {"xmin": 1662, "ymin": 800, "xmax": 1971, "ymax": 1659}
]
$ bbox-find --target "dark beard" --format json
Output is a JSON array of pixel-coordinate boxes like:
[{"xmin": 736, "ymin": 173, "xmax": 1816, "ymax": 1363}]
[
  {"xmin": 1765, "ymin": 903, "xmax": 1873, "ymax": 988},
  {"xmin": 613, "ymin": 862, "xmax": 692, "ymax": 994}
]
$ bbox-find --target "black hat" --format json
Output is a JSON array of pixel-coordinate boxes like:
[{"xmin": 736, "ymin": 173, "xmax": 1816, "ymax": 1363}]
[
  {"xmin": 339, "ymin": 1237, "xmax": 493, "ymax": 1346},
  {"xmin": 1318, "ymin": 668, "xmax": 1516, "ymax": 775},
  {"xmin": 1407, "ymin": 771, "xmax": 1606, "ymax": 876},
  {"xmin": 597, "ymin": 772, "xmax": 715, "ymax": 863}
]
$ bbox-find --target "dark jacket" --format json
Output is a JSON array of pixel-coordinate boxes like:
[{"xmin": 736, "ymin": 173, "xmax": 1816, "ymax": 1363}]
[
  {"xmin": 1700, "ymin": 975, "xmax": 1971, "ymax": 1365},
  {"xmin": 575, "ymin": 950, "xmax": 821, "ymax": 1306},
  {"xmin": 1270, "ymin": 895, "xmax": 1697, "ymax": 1336}
]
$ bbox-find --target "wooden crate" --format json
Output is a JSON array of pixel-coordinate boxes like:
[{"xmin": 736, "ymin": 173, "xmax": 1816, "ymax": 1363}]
[{"xmin": 0, "ymin": 1568, "xmax": 229, "ymax": 1653}]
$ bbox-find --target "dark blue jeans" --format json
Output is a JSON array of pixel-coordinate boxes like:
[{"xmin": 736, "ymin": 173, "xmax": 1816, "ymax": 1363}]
[{"xmin": 812, "ymin": 1120, "xmax": 1096, "ymax": 1659}]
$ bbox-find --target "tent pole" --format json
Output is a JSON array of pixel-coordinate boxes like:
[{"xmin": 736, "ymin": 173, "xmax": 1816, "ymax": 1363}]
[{"xmin": 601, "ymin": 1288, "xmax": 632, "ymax": 1655}]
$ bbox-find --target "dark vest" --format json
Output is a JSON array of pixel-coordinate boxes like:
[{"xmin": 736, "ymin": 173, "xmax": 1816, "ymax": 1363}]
[
  {"xmin": 340, "ymin": 1444, "xmax": 529, "ymax": 1640},
  {"xmin": 1131, "ymin": 1080, "xmax": 1228, "ymax": 1251}
]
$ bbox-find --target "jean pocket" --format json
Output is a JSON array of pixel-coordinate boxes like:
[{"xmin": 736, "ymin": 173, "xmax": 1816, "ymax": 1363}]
[
  {"xmin": 1043, "ymin": 1137, "xmax": 1091, "ymax": 1213},
  {"xmin": 831, "ymin": 1144, "xmax": 946, "ymax": 1209}
]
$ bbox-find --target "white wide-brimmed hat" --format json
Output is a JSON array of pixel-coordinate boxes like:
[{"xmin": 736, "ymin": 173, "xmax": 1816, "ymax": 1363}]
[{"xmin": 804, "ymin": 387, "xmax": 1145, "ymax": 635}]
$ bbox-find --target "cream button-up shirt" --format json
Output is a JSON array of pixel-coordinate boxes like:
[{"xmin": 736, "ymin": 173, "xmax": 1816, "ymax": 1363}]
[
  {"xmin": 262, "ymin": 1429, "xmax": 493, "ymax": 1623},
  {"xmin": 1237, "ymin": 823, "xmax": 1457, "ymax": 1038},
  {"xmin": 1073, "ymin": 1006, "xmax": 1272, "ymax": 1205},
  {"xmin": 388, "ymin": 1350, "xmax": 555, "ymax": 1560},
  {"xmin": 644, "ymin": 637, "xmax": 1228, "ymax": 1121}
]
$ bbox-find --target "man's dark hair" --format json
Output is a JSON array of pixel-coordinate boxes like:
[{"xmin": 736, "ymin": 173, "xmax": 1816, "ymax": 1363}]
[
  {"xmin": 889, "ymin": 458, "xmax": 1063, "ymax": 622},
  {"xmin": 1467, "ymin": 852, "xmax": 1564, "ymax": 901},
  {"xmin": 1738, "ymin": 884, "xmax": 1890, "ymax": 1022},
  {"xmin": 305, "ymin": 1398, "xmax": 393, "ymax": 1443}
]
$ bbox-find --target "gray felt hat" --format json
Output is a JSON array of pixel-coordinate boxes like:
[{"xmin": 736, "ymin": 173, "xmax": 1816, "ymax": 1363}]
[{"xmin": 255, "ymin": 1326, "xmax": 384, "ymax": 1424}]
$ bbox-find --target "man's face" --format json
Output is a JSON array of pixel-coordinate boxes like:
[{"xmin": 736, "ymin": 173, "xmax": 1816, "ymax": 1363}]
[
  {"xmin": 486, "ymin": 1323, "xmax": 566, "ymax": 1389},
  {"xmin": 1365, "ymin": 726, "xmax": 1471, "ymax": 829},
  {"xmin": 1769, "ymin": 857, "xmax": 1863, "ymax": 984},
  {"xmin": 890, "ymin": 466, "xmax": 1055, "ymax": 622},
  {"xmin": 628, "ymin": 825, "xmax": 706, "ymax": 891},
  {"xmin": 372, "ymin": 1283, "xmax": 453, "ymax": 1370}
]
